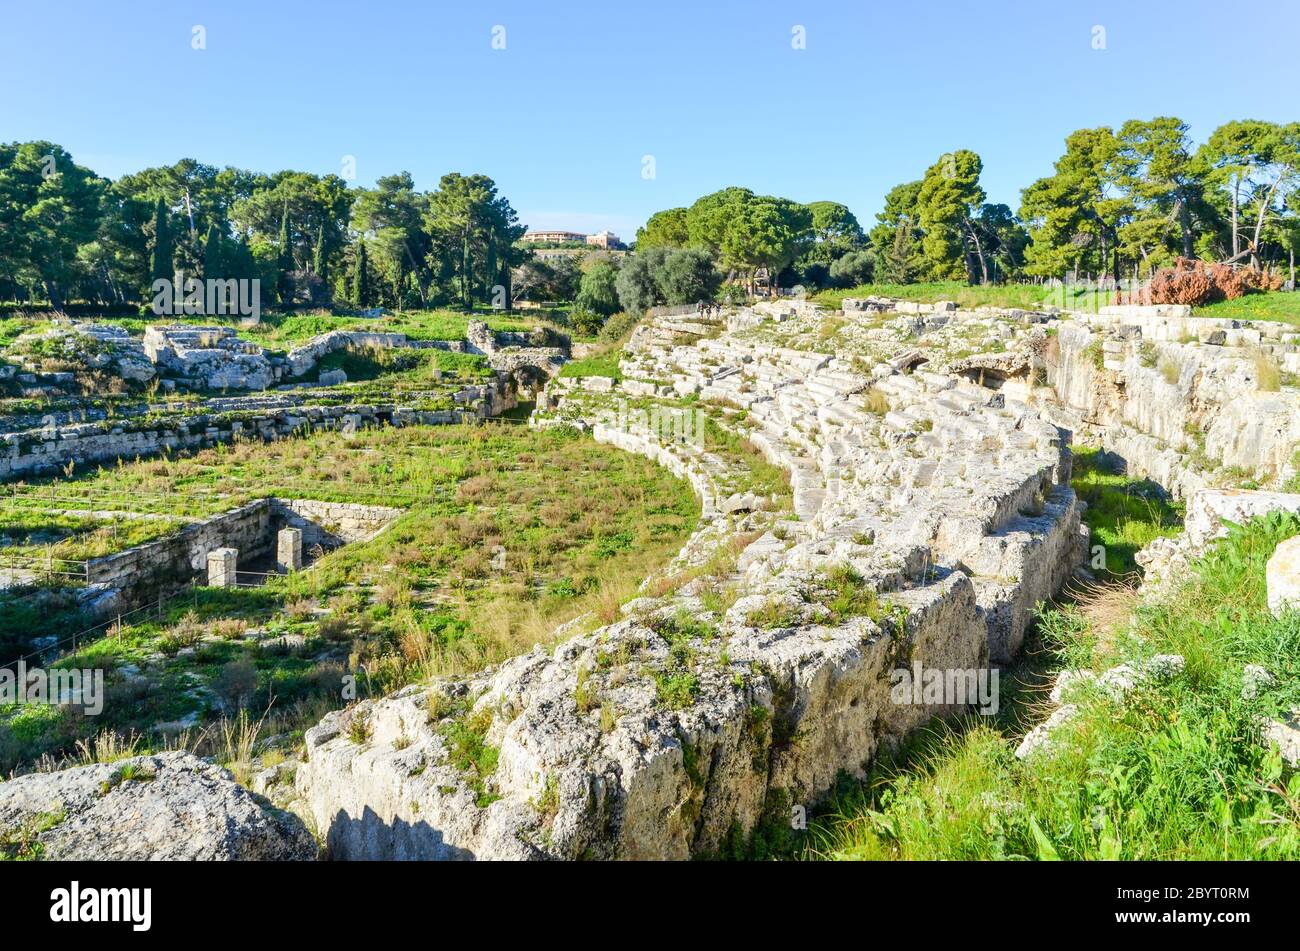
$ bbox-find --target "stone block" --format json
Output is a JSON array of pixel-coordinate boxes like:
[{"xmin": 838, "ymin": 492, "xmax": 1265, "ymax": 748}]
[
  {"xmin": 1266, "ymin": 534, "xmax": 1300, "ymax": 618},
  {"xmin": 207, "ymin": 547, "xmax": 239, "ymax": 588},
  {"xmin": 277, "ymin": 527, "xmax": 303, "ymax": 573}
]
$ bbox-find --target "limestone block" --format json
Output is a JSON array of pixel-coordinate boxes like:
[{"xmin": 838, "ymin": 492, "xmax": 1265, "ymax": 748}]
[
  {"xmin": 1264, "ymin": 712, "xmax": 1300, "ymax": 767},
  {"xmin": 1186, "ymin": 490, "xmax": 1300, "ymax": 548},
  {"xmin": 277, "ymin": 527, "xmax": 303, "ymax": 573},
  {"xmin": 1266, "ymin": 535, "xmax": 1300, "ymax": 618},
  {"xmin": 207, "ymin": 547, "xmax": 239, "ymax": 587}
]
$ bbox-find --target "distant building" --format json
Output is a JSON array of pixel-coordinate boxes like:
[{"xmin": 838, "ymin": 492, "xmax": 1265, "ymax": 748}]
[
  {"xmin": 522, "ymin": 230, "xmax": 587, "ymax": 245},
  {"xmin": 521, "ymin": 229, "xmax": 625, "ymax": 250}
]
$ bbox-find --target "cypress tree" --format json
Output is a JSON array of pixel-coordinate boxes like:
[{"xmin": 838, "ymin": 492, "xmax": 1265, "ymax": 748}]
[
  {"xmin": 313, "ymin": 221, "xmax": 327, "ymax": 281},
  {"xmin": 233, "ymin": 234, "xmax": 254, "ymax": 282},
  {"xmin": 150, "ymin": 197, "xmax": 173, "ymax": 288},
  {"xmin": 203, "ymin": 223, "xmax": 223, "ymax": 282},
  {"xmin": 277, "ymin": 208, "xmax": 294, "ymax": 306},
  {"xmin": 352, "ymin": 242, "xmax": 371, "ymax": 307}
]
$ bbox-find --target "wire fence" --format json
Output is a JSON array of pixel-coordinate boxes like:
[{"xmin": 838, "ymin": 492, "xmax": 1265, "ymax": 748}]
[
  {"xmin": 0, "ymin": 549, "xmax": 90, "ymax": 584},
  {"xmin": 0, "ymin": 580, "xmax": 199, "ymax": 676},
  {"xmin": 0, "ymin": 561, "xmax": 305, "ymax": 674}
]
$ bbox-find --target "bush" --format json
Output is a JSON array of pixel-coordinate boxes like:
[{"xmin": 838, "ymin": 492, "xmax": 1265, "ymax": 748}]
[
  {"xmin": 570, "ymin": 308, "xmax": 606, "ymax": 337},
  {"xmin": 829, "ymin": 249, "xmax": 875, "ymax": 288},
  {"xmin": 1142, "ymin": 257, "xmax": 1285, "ymax": 306},
  {"xmin": 1146, "ymin": 261, "xmax": 1213, "ymax": 305},
  {"xmin": 719, "ymin": 284, "xmax": 749, "ymax": 306}
]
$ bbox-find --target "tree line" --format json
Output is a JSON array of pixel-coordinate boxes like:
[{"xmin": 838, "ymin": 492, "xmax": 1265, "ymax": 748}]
[
  {"xmin": 638, "ymin": 117, "xmax": 1300, "ymax": 291},
  {"xmin": 2, "ymin": 117, "xmax": 1296, "ymax": 316},
  {"xmin": 0, "ymin": 143, "xmax": 527, "ymax": 312}
]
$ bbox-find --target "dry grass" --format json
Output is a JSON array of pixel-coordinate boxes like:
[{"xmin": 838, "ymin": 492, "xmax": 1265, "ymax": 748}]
[
  {"xmin": 1061, "ymin": 578, "xmax": 1139, "ymax": 665},
  {"xmin": 862, "ymin": 387, "xmax": 890, "ymax": 415},
  {"xmin": 1157, "ymin": 357, "xmax": 1181, "ymax": 386},
  {"xmin": 1252, "ymin": 349, "xmax": 1282, "ymax": 391}
]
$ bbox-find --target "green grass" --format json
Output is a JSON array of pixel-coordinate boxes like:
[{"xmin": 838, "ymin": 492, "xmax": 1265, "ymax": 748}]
[
  {"xmin": 811, "ymin": 282, "xmax": 1065, "ymax": 311},
  {"xmin": 441, "ymin": 709, "xmax": 501, "ymax": 807},
  {"xmin": 1071, "ymin": 448, "xmax": 1184, "ymax": 577},
  {"xmin": 0, "ymin": 422, "xmax": 700, "ymax": 773},
  {"xmin": 804, "ymin": 512, "xmax": 1300, "ymax": 861},
  {"xmin": 0, "ymin": 509, "xmax": 187, "ymax": 563},
  {"xmin": 312, "ymin": 346, "xmax": 491, "ymax": 384},
  {"xmin": 558, "ymin": 351, "xmax": 622, "ymax": 380},
  {"xmin": 1195, "ymin": 291, "xmax": 1300, "ymax": 325},
  {"xmin": 809, "ymin": 282, "xmax": 1299, "ymax": 325}
]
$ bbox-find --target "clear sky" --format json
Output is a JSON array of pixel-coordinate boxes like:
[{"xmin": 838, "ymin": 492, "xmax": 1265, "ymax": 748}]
[{"xmin": 2, "ymin": 0, "xmax": 1296, "ymax": 239}]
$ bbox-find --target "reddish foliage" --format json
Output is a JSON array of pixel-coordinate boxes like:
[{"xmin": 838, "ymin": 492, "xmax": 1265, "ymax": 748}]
[
  {"xmin": 1141, "ymin": 258, "xmax": 1282, "ymax": 305},
  {"xmin": 1146, "ymin": 260, "xmax": 1212, "ymax": 305}
]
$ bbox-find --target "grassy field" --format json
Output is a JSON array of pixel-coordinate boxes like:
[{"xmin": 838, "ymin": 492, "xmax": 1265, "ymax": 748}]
[
  {"xmin": 0, "ymin": 421, "xmax": 700, "ymax": 773},
  {"xmin": 0, "ymin": 510, "xmax": 186, "ymax": 563},
  {"xmin": 811, "ymin": 282, "xmax": 1062, "ymax": 311},
  {"xmin": 5, "ymin": 420, "xmax": 527, "ymax": 516},
  {"xmin": 1195, "ymin": 292, "xmax": 1300, "ymax": 325},
  {"xmin": 558, "ymin": 351, "xmax": 622, "ymax": 380},
  {"xmin": 811, "ymin": 282, "xmax": 1300, "ymax": 324}
]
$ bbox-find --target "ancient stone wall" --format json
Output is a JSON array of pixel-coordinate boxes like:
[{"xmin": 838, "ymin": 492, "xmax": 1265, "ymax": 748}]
[
  {"xmin": 1043, "ymin": 312, "xmax": 1300, "ymax": 495},
  {"xmin": 85, "ymin": 500, "xmax": 273, "ymax": 598},
  {"xmin": 294, "ymin": 301, "xmax": 1089, "ymax": 860},
  {"xmin": 269, "ymin": 498, "xmax": 403, "ymax": 548},
  {"xmin": 0, "ymin": 400, "xmax": 490, "ymax": 482}
]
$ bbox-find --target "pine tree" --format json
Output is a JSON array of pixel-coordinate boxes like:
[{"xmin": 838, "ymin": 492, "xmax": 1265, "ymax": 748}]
[{"xmin": 150, "ymin": 197, "xmax": 173, "ymax": 288}]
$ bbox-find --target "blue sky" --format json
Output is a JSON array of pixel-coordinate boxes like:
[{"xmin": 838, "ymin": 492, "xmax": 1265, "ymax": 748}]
[{"xmin": 2, "ymin": 0, "xmax": 1296, "ymax": 239}]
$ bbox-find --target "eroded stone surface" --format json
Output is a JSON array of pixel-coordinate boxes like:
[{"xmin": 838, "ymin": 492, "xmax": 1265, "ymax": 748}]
[
  {"xmin": 295, "ymin": 301, "xmax": 1091, "ymax": 859},
  {"xmin": 0, "ymin": 752, "xmax": 315, "ymax": 860},
  {"xmin": 1266, "ymin": 535, "xmax": 1300, "ymax": 618}
]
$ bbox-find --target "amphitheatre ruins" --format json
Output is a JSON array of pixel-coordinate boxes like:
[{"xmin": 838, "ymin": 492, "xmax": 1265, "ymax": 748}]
[{"xmin": 1, "ymin": 291, "xmax": 1297, "ymax": 861}]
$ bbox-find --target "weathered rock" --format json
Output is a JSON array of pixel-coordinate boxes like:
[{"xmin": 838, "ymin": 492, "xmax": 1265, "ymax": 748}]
[
  {"xmin": 297, "ymin": 302, "xmax": 1090, "ymax": 859},
  {"xmin": 1266, "ymin": 535, "xmax": 1300, "ymax": 618},
  {"xmin": 144, "ymin": 325, "xmax": 275, "ymax": 390},
  {"xmin": 1139, "ymin": 490, "xmax": 1300, "ymax": 592},
  {"xmin": 0, "ymin": 752, "xmax": 316, "ymax": 860},
  {"xmin": 1264, "ymin": 712, "xmax": 1300, "ymax": 767}
]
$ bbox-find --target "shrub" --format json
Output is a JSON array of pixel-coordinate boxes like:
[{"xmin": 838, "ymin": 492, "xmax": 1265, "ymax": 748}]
[
  {"xmin": 1146, "ymin": 261, "xmax": 1212, "ymax": 305},
  {"xmin": 213, "ymin": 659, "xmax": 258, "ymax": 711},
  {"xmin": 1142, "ymin": 257, "xmax": 1285, "ymax": 306},
  {"xmin": 569, "ymin": 307, "xmax": 606, "ymax": 337}
]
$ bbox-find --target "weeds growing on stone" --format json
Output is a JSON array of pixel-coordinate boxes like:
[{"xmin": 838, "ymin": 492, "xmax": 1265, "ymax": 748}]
[{"xmin": 805, "ymin": 513, "xmax": 1300, "ymax": 860}]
